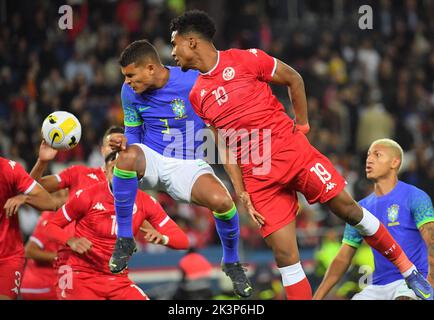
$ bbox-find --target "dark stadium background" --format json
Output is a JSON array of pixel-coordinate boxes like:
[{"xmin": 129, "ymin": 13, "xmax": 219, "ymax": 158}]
[{"xmin": 0, "ymin": 0, "xmax": 433, "ymax": 299}]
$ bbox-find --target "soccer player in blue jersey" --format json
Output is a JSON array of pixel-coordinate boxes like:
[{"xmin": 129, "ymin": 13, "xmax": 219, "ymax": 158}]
[
  {"xmin": 108, "ymin": 40, "xmax": 252, "ymax": 297},
  {"xmin": 313, "ymin": 139, "xmax": 434, "ymax": 300}
]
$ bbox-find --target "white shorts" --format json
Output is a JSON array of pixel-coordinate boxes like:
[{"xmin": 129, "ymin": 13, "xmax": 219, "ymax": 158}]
[
  {"xmin": 134, "ymin": 143, "xmax": 215, "ymax": 203},
  {"xmin": 352, "ymin": 279, "xmax": 418, "ymax": 300}
]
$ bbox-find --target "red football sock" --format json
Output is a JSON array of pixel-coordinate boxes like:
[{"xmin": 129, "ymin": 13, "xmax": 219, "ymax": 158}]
[
  {"xmin": 279, "ymin": 262, "xmax": 312, "ymax": 300},
  {"xmin": 363, "ymin": 223, "xmax": 413, "ymax": 274},
  {"xmin": 284, "ymin": 277, "xmax": 312, "ymax": 300}
]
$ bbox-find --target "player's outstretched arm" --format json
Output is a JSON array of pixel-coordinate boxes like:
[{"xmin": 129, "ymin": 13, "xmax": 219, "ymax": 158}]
[
  {"xmin": 313, "ymin": 244, "xmax": 357, "ymax": 300},
  {"xmin": 43, "ymin": 199, "xmax": 92, "ymax": 254},
  {"xmin": 25, "ymin": 183, "xmax": 60, "ymax": 211},
  {"xmin": 4, "ymin": 184, "xmax": 60, "ymax": 217},
  {"xmin": 209, "ymin": 126, "xmax": 265, "ymax": 227},
  {"xmin": 270, "ymin": 60, "xmax": 309, "ymax": 134},
  {"xmin": 25, "ymin": 240, "xmax": 57, "ymax": 263},
  {"xmin": 142, "ymin": 201, "xmax": 190, "ymax": 250},
  {"xmin": 29, "ymin": 141, "xmax": 61, "ymax": 193},
  {"xmin": 420, "ymin": 222, "xmax": 434, "ymax": 286}
]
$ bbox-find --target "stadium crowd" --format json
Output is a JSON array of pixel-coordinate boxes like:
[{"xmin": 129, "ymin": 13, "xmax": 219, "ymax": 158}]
[{"xmin": 0, "ymin": 0, "xmax": 433, "ymax": 280}]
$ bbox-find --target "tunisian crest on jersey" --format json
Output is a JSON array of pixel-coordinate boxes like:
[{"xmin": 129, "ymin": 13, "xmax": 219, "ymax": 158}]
[
  {"xmin": 170, "ymin": 98, "xmax": 187, "ymax": 119},
  {"xmin": 223, "ymin": 67, "xmax": 235, "ymax": 81},
  {"xmin": 387, "ymin": 204, "xmax": 400, "ymax": 226}
]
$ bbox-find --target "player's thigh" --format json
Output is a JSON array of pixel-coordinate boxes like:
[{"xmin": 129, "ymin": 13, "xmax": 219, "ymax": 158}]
[
  {"xmin": 108, "ymin": 279, "xmax": 149, "ymax": 300},
  {"xmin": 57, "ymin": 272, "xmax": 102, "ymax": 300},
  {"xmin": 246, "ymin": 179, "xmax": 299, "ymax": 239},
  {"xmin": 164, "ymin": 158, "xmax": 214, "ymax": 203},
  {"xmin": 21, "ymin": 288, "xmax": 57, "ymax": 300},
  {"xmin": 0, "ymin": 256, "xmax": 24, "ymax": 300},
  {"xmin": 351, "ymin": 285, "xmax": 381, "ymax": 300},
  {"xmin": 292, "ymin": 141, "xmax": 346, "ymax": 204},
  {"xmin": 133, "ymin": 143, "xmax": 161, "ymax": 190},
  {"xmin": 20, "ymin": 270, "xmax": 57, "ymax": 300},
  {"xmin": 191, "ymin": 173, "xmax": 233, "ymax": 212}
]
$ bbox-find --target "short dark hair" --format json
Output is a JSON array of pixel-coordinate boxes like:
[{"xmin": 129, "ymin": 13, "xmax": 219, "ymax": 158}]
[
  {"xmin": 119, "ymin": 40, "xmax": 161, "ymax": 67},
  {"xmin": 102, "ymin": 126, "xmax": 124, "ymax": 144},
  {"xmin": 170, "ymin": 10, "xmax": 216, "ymax": 41}
]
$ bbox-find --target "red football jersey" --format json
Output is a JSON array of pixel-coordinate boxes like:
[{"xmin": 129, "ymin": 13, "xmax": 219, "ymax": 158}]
[
  {"xmin": 56, "ymin": 165, "xmax": 106, "ymax": 198},
  {"xmin": 47, "ymin": 182, "xmax": 173, "ymax": 276},
  {"xmin": 21, "ymin": 211, "xmax": 69, "ymax": 291},
  {"xmin": 0, "ymin": 157, "xmax": 37, "ymax": 261},
  {"xmin": 190, "ymin": 49, "xmax": 295, "ymax": 175}
]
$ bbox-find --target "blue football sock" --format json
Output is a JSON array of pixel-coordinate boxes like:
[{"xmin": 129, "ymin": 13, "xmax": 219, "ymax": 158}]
[
  {"xmin": 112, "ymin": 166, "xmax": 138, "ymax": 238},
  {"xmin": 214, "ymin": 203, "xmax": 240, "ymax": 264}
]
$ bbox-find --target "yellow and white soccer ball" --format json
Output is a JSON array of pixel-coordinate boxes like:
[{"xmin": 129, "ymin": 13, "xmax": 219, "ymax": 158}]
[{"xmin": 41, "ymin": 111, "xmax": 82, "ymax": 150}]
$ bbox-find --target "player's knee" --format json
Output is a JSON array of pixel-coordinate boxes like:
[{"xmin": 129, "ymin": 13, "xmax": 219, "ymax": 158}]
[
  {"xmin": 116, "ymin": 147, "xmax": 140, "ymax": 171},
  {"xmin": 272, "ymin": 246, "xmax": 299, "ymax": 266},
  {"xmin": 208, "ymin": 192, "xmax": 233, "ymax": 213}
]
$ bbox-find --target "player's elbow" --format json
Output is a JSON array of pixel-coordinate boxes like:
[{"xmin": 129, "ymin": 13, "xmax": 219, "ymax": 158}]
[
  {"xmin": 288, "ymin": 69, "xmax": 304, "ymax": 89},
  {"xmin": 24, "ymin": 242, "xmax": 39, "ymax": 259}
]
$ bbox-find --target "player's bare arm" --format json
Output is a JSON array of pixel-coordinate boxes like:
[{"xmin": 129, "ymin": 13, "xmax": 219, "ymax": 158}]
[
  {"xmin": 270, "ymin": 60, "xmax": 309, "ymax": 133},
  {"xmin": 29, "ymin": 140, "xmax": 61, "ymax": 192},
  {"xmin": 4, "ymin": 184, "xmax": 59, "ymax": 216},
  {"xmin": 420, "ymin": 221, "xmax": 434, "ymax": 286},
  {"xmin": 25, "ymin": 240, "xmax": 57, "ymax": 263},
  {"xmin": 313, "ymin": 244, "xmax": 357, "ymax": 300},
  {"xmin": 209, "ymin": 126, "xmax": 265, "ymax": 227}
]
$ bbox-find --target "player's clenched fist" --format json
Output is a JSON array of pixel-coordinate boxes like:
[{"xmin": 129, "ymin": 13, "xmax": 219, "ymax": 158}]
[
  {"xmin": 67, "ymin": 237, "xmax": 92, "ymax": 254},
  {"xmin": 107, "ymin": 133, "xmax": 127, "ymax": 152}
]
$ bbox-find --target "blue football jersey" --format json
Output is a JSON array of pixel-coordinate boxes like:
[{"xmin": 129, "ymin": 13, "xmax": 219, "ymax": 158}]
[
  {"xmin": 121, "ymin": 67, "xmax": 206, "ymax": 159},
  {"xmin": 342, "ymin": 181, "xmax": 434, "ymax": 285}
]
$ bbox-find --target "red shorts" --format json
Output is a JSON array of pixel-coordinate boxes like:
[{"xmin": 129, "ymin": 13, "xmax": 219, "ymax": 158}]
[
  {"xmin": 20, "ymin": 268, "xmax": 57, "ymax": 300},
  {"xmin": 56, "ymin": 270, "xmax": 149, "ymax": 300},
  {"xmin": 244, "ymin": 131, "xmax": 346, "ymax": 238},
  {"xmin": 0, "ymin": 255, "xmax": 25, "ymax": 299}
]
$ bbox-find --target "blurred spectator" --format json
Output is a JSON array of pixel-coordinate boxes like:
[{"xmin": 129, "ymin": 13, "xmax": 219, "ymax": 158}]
[{"xmin": 172, "ymin": 249, "xmax": 214, "ymax": 300}]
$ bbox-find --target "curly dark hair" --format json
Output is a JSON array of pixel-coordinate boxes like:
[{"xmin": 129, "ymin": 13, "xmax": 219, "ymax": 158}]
[
  {"xmin": 119, "ymin": 40, "xmax": 160, "ymax": 67},
  {"xmin": 170, "ymin": 10, "xmax": 216, "ymax": 41}
]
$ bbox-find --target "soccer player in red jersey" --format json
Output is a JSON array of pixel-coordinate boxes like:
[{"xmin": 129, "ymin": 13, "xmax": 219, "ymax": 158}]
[
  {"xmin": 20, "ymin": 208, "xmax": 67, "ymax": 300},
  {"xmin": 27, "ymin": 126, "xmax": 125, "ymax": 289},
  {"xmin": 0, "ymin": 157, "xmax": 59, "ymax": 300},
  {"xmin": 43, "ymin": 151, "xmax": 189, "ymax": 300},
  {"xmin": 169, "ymin": 10, "xmax": 432, "ymax": 300}
]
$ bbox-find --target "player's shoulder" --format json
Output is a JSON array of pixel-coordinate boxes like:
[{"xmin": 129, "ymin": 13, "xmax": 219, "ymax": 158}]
[
  {"xmin": 62, "ymin": 164, "xmax": 92, "ymax": 175},
  {"xmin": 0, "ymin": 157, "xmax": 22, "ymax": 171},
  {"xmin": 358, "ymin": 192, "xmax": 376, "ymax": 207},
  {"xmin": 72, "ymin": 181, "xmax": 102, "ymax": 198},
  {"xmin": 225, "ymin": 48, "xmax": 266, "ymax": 59},
  {"xmin": 121, "ymin": 82, "xmax": 137, "ymax": 102},
  {"xmin": 136, "ymin": 190, "xmax": 157, "ymax": 203},
  {"xmin": 399, "ymin": 181, "xmax": 430, "ymax": 200},
  {"xmin": 121, "ymin": 82, "xmax": 133, "ymax": 95},
  {"xmin": 168, "ymin": 66, "xmax": 199, "ymax": 79}
]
